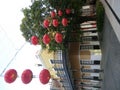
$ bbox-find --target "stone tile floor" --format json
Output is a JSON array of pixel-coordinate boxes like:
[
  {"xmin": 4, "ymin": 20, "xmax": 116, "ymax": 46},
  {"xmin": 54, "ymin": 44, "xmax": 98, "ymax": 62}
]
[{"xmin": 100, "ymin": 14, "xmax": 120, "ymax": 90}]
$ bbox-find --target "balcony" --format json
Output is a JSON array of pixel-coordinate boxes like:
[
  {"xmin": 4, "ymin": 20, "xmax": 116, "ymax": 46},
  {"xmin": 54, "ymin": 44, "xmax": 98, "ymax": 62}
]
[{"xmin": 50, "ymin": 50, "xmax": 74, "ymax": 90}]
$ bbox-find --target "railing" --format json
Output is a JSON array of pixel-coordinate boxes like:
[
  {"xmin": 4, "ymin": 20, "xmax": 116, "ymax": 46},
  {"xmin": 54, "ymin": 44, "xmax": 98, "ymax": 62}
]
[{"xmin": 50, "ymin": 50, "xmax": 74, "ymax": 90}]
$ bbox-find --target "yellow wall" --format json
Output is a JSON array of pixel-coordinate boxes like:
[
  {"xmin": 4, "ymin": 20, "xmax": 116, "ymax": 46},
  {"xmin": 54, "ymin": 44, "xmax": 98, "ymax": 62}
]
[{"xmin": 39, "ymin": 49, "xmax": 58, "ymax": 79}]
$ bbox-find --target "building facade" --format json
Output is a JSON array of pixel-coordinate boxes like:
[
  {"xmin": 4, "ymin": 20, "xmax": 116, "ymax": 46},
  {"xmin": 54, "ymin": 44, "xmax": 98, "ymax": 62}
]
[{"xmin": 39, "ymin": 1, "xmax": 104, "ymax": 90}]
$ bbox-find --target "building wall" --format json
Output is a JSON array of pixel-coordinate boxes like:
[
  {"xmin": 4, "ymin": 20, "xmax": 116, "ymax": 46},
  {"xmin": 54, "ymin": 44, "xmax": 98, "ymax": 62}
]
[
  {"xmin": 39, "ymin": 49, "xmax": 58, "ymax": 79},
  {"xmin": 80, "ymin": 51, "xmax": 91, "ymax": 59},
  {"xmin": 106, "ymin": 0, "xmax": 120, "ymax": 18},
  {"xmin": 68, "ymin": 42, "xmax": 81, "ymax": 80},
  {"xmin": 39, "ymin": 50, "xmax": 67, "ymax": 90}
]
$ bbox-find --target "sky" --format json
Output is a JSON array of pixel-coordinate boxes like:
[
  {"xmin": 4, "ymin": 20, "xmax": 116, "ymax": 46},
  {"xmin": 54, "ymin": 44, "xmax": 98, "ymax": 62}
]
[{"xmin": 0, "ymin": 0, "xmax": 50, "ymax": 90}]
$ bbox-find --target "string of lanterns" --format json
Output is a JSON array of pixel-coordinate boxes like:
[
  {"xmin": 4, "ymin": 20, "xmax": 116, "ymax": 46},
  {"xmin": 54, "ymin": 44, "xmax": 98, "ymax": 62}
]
[{"xmin": 4, "ymin": 69, "xmax": 51, "ymax": 85}]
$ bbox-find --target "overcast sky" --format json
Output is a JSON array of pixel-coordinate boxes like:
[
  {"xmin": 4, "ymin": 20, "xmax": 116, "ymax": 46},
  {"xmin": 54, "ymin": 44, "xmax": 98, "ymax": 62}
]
[{"xmin": 0, "ymin": 0, "xmax": 50, "ymax": 90}]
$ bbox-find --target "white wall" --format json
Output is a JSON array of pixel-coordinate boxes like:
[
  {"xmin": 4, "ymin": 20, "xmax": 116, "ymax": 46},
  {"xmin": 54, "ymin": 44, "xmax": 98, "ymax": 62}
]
[{"xmin": 107, "ymin": 0, "xmax": 120, "ymax": 18}]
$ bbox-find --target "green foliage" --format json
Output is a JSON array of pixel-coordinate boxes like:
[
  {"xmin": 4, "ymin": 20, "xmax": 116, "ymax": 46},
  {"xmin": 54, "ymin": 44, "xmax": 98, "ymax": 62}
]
[
  {"xmin": 20, "ymin": 0, "xmax": 51, "ymax": 41},
  {"xmin": 48, "ymin": 0, "xmax": 84, "ymax": 12},
  {"xmin": 20, "ymin": 0, "xmax": 86, "ymax": 51},
  {"xmin": 96, "ymin": 0, "xmax": 105, "ymax": 32}
]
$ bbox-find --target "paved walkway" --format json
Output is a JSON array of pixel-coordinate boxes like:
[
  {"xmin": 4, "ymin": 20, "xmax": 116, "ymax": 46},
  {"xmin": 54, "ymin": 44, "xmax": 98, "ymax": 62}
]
[{"xmin": 100, "ymin": 14, "xmax": 120, "ymax": 90}]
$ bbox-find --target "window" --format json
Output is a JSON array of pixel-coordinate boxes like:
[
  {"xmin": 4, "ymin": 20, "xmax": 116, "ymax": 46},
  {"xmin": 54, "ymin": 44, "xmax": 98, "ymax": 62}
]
[
  {"xmin": 80, "ymin": 60, "xmax": 100, "ymax": 65},
  {"xmin": 50, "ymin": 59, "xmax": 63, "ymax": 64},
  {"xmin": 80, "ymin": 45, "xmax": 100, "ymax": 50},
  {"xmin": 54, "ymin": 67, "xmax": 64, "ymax": 71}
]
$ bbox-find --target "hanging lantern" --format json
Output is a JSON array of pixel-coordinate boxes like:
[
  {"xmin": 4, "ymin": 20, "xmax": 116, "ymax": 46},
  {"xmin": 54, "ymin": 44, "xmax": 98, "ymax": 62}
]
[
  {"xmin": 43, "ymin": 34, "xmax": 51, "ymax": 44},
  {"xmin": 62, "ymin": 18, "xmax": 68, "ymax": 26},
  {"xmin": 58, "ymin": 10, "xmax": 63, "ymax": 16},
  {"xmin": 39, "ymin": 69, "xmax": 51, "ymax": 85},
  {"xmin": 50, "ymin": 11, "xmax": 56, "ymax": 18},
  {"xmin": 4, "ymin": 69, "xmax": 17, "ymax": 83},
  {"xmin": 21, "ymin": 69, "xmax": 33, "ymax": 84},
  {"xmin": 53, "ymin": 19, "xmax": 59, "ymax": 27},
  {"xmin": 43, "ymin": 19, "xmax": 49, "ymax": 28},
  {"xmin": 55, "ymin": 33, "xmax": 63, "ymax": 43},
  {"xmin": 31, "ymin": 36, "xmax": 39, "ymax": 45},
  {"xmin": 66, "ymin": 8, "xmax": 71, "ymax": 14}
]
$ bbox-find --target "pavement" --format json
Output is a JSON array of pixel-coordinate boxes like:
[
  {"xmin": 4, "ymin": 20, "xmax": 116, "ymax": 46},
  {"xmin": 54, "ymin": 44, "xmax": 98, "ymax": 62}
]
[{"xmin": 100, "ymin": 14, "xmax": 120, "ymax": 90}]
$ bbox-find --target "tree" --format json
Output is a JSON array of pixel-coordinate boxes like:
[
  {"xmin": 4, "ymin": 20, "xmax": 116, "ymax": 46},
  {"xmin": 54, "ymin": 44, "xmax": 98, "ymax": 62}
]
[{"xmin": 20, "ymin": 0, "xmax": 96, "ymax": 51}]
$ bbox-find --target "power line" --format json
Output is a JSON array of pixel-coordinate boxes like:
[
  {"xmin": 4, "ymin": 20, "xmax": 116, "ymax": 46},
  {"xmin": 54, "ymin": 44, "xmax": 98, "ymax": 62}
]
[{"xmin": 0, "ymin": 42, "xmax": 27, "ymax": 76}]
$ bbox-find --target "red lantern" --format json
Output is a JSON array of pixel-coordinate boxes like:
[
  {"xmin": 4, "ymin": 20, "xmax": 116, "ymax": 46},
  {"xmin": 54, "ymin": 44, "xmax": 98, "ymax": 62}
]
[
  {"xmin": 43, "ymin": 19, "xmax": 49, "ymax": 28},
  {"xmin": 66, "ymin": 8, "xmax": 71, "ymax": 14},
  {"xmin": 31, "ymin": 36, "xmax": 39, "ymax": 45},
  {"xmin": 39, "ymin": 69, "xmax": 50, "ymax": 84},
  {"xmin": 55, "ymin": 33, "xmax": 63, "ymax": 43},
  {"xmin": 43, "ymin": 34, "xmax": 51, "ymax": 44},
  {"xmin": 58, "ymin": 10, "xmax": 63, "ymax": 16},
  {"xmin": 53, "ymin": 19, "xmax": 59, "ymax": 27},
  {"xmin": 62, "ymin": 18, "xmax": 68, "ymax": 26},
  {"xmin": 21, "ymin": 69, "xmax": 33, "ymax": 84},
  {"xmin": 50, "ymin": 11, "xmax": 56, "ymax": 18},
  {"xmin": 4, "ymin": 69, "xmax": 17, "ymax": 83}
]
